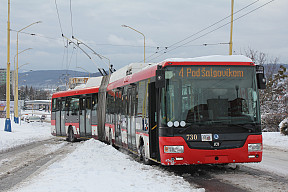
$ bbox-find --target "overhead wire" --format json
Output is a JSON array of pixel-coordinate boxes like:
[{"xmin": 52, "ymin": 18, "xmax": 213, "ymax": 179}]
[
  {"xmin": 55, "ymin": 0, "xmax": 69, "ymax": 74},
  {"xmin": 144, "ymin": 3, "xmax": 262, "ymax": 64},
  {"xmin": 146, "ymin": 0, "xmax": 276, "ymax": 62},
  {"xmin": 167, "ymin": 0, "xmax": 260, "ymax": 51},
  {"xmin": 69, "ymin": 0, "xmax": 74, "ymax": 37},
  {"xmin": 145, "ymin": 0, "xmax": 260, "ymax": 62},
  {"xmin": 54, "ymin": 0, "xmax": 64, "ymax": 36}
]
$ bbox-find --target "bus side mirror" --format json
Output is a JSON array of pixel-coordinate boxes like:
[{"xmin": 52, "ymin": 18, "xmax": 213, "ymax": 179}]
[
  {"xmin": 256, "ymin": 65, "xmax": 266, "ymax": 89},
  {"xmin": 155, "ymin": 69, "xmax": 165, "ymax": 88}
]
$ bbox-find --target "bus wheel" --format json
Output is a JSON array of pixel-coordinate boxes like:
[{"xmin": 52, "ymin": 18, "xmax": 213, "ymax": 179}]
[
  {"xmin": 109, "ymin": 130, "xmax": 113, "ymax": 146},
  {"xmin": 67, "ymin": 127, "xmax": 76, "ymax": 142},
  {"xmin": 140, "ymin": 145, "xmax": 151, "ymax": 165}
]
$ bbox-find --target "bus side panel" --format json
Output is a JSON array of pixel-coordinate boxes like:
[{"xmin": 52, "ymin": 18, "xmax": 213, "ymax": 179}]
[
  {"xmin": 159, "ymin": 135, "xmax": 262, "ymax": 165},
  {"xmin": 92, "ymin": 125, "xmax": 98, "ymax": 139},
  {"xmin": 51, "ymin": 112, "xmax": 56, "ymax": 136}
]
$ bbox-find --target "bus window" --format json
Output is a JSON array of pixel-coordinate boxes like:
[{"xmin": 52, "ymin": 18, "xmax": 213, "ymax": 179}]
[
  {"xmin": 92, "ymin": 94, "xmax": 98, "ymax": 124},
  {"xmin": 132, "ymin": 86, "xmax": 138, "ymax": 116},
  {"xmin": 86, "ymin": 96, "xmax": 92, "ymax": 110},
  {"xmin": 115, "ymin": 91, "xmax": 121, "ymax": 114},
  {"xmin": 122, "ymin": 87, "xmax": 128, "ymax": 116},
  {"xmin": 69, "ymin": 97, "xmax": 79, "ymax": 116},
  {"xmin": 56, "ymin": 98, "xmax": 62, "ymax": 111},
  {"xmin": 61, "ymin": 99, "xmax": 66, "ymax": 111},
  {"xmin": 107, "ymin": 91, "xmax": 115, "ymax": 114},
  {"xmin": 65, "ymin": 97, "xmax": 71, "ymax": 115},
  {"xmin": 137, "ymin": 81, "xmax": 145, "ymax": 118},
  {"xmin": 52, "ymin": 98, "xmax": 57, "ymax": 112}
]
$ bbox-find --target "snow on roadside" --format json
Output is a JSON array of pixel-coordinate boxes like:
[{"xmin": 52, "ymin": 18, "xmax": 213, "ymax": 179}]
[
  {"xmin": 1, "ymin": 118, "xmax": 288, "ymax": 191},
  {"xmin": 241, "ymin": 132, "xmax": 288, "ymax": 177},
  {"xmin": 10, "ymin": 139, "xmax": 204, "ymax": 192},
  {"xmin": 0, "ymin": 118, "xmax": 52, "ymax": 152},
  {"xmin": 262, "ymin": 132, "xmax": 288, "ymax": 150}
]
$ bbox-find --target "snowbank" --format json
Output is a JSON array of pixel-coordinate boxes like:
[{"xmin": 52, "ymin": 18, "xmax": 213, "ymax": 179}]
[
  {"xmin": 0, "ymin": 118, "xmax": 52, "ymax": 152},
  {"xmin": 279, "ymin": 117, "xmax": 288, "ymax": 135},
  {"xmin": 12, "ymin": 139, "xmax": 204, "ymax": 192},
  {"xmin": 262, "ymin": 132, "xmax": 288, "ymax": 150},
  {"xmin": 1, "ymin": 118, "xmax": 288, "ymax": 191}
]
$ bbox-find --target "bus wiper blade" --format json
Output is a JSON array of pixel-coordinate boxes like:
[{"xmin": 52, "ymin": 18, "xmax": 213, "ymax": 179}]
[{"xmin": 178, "ymin": 124, "xmax": 200, "ymax": 133}]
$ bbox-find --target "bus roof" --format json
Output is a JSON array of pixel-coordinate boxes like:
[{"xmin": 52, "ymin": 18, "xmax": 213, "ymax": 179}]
[
  {"xmin": 161, "ymin": 55, "xmax": 254, "ymax": 67},
  {"xmin": 52, "ymin": 86, "xmax": 99, "ymax": 98},
  {"xmin": 163, "ymin": 55, "xmax": 253, "ymax": 63},
  {"xmin": 52, "ymin": 55, "xmax": 254, "ymax": 97}
]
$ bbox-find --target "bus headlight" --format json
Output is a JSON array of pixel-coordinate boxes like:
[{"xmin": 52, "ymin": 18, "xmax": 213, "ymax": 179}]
[
  {"xmin": 164, "ymin": 146, "xmax": 184, "ymax": 153},
  {"xmin": 248, "ymin": 143, "xmax": 261, "ymax": 152}
]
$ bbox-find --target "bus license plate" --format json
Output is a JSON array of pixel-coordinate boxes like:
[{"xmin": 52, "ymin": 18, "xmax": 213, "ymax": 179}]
[{"xmin": 201, "ymin": 134, "xmax": 212, "ymax": 141}]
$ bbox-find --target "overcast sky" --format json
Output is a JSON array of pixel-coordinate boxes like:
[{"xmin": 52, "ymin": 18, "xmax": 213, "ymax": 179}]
[{"xmin": 0, "ymin": 0, "xmax": 287, "ymax": 73}]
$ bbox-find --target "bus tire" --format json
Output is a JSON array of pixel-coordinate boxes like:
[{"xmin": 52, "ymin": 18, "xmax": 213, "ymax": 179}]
[
  {"xmin": 140, "ymin": 145, "xmax": 151, "ymax": 165},
  {"xmin": 109, "ymin": 130, "xmax": 113, "ymax": 146},
  {"xmin": 67, "ymin": 127, "xmax": 76, "ymax": 142}
]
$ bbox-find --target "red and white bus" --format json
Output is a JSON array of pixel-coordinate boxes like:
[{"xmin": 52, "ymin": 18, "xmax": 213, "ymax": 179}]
[{"xmin": 51, "ymin": 55, "xmax": 266, "ymax": 165}]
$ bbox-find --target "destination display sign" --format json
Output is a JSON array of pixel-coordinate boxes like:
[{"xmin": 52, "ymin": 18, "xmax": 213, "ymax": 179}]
[{"xmin": 178, "ymin": 67, "xmax": 244, "ymax": 78}]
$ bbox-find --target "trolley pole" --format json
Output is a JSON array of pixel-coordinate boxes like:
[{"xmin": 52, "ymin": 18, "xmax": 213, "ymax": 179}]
[
  {"xmin": 4, "ymin": 0, "xmax": 11, "ymax": 132},
  {"xmin": 229, "ymin": 0, "xmax": 234, "ymax": 55}
]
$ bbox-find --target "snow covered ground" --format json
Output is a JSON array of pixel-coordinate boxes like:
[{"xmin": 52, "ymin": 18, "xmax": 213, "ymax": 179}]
[
  {"xmin": 262, "ymin": 132, "xmax": 288, "ymax": 150},
  {"xmin": 10, "ymin": 139, "xmax": 204, "ymax": 192},
  {"xmin": 1, "ymin": 118, "xmax": 288, "ymax": 192},
  {"xmin": 243, "ymin": 132, "xmax": 288, "ymax": 177},
  {"xmin": 0, "ymin": 119, "xmax": 52, "ymax": 152}
]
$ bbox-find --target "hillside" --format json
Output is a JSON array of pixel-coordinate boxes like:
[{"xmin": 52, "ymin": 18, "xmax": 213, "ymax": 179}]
[{"xmin": 18, "ymin": 70, "xmax": 100, "ymax": 89}]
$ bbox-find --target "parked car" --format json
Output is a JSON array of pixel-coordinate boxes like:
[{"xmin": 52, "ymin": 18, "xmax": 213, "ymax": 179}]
[
  {"xmin": 40, "ymin": 115, "xmax": 46, "ymax": 122},
  {"xmin": 25, "ymin": 115, "xmax": 41, "ymax": 123}
]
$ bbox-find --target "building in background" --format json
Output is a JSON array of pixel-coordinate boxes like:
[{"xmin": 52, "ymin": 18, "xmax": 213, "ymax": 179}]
[
  {"xmin": 0, "ymin": 68, "xmax": 15, "ymax": 86},
  {"xmin": 0, "ymin": 68, "xmax": 15, "ymax": 100},
  {"xmin": 68, "ymin": 77, "xmax": 89, "ymax": 89}
]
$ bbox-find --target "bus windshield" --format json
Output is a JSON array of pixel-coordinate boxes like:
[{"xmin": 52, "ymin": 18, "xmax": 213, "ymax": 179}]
[{"xmin": 161, "ymin": 65, "xmax": 260, "ymax": 126}]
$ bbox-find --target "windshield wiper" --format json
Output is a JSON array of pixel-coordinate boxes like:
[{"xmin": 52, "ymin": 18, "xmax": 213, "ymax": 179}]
[{"xmin": 178, "ymin": 124, "xmax": 201, "ymax": 134}]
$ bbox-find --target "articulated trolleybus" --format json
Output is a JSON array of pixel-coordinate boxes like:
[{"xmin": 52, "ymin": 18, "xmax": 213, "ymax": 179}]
[{"xmin": 51, "ymin": 55, "xmax": 266, "ymax": 165}]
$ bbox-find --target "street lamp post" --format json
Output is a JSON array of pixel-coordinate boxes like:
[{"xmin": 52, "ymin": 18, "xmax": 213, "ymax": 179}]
[
  {"xmin": 15, "ymin": 21, "xmax": 41, "ymax": 124},
  {"xmin": 5, "ymin": 0, "xmax": 12, "ymax": 132},
  {"xmin": 121, "ymin": 25, "xmax": 146, "ymax": 63},
  {"xmin": 13, "ymin": 49, "xmax": 31, "ymax": 123},
  {"xmin": 14, "ymin": 63, "xmax": 29, "ymax": 118}
]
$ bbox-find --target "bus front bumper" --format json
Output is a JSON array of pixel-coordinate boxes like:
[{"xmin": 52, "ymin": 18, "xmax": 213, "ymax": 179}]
[{"xmin": 159, "ymin": 135, "xmax": 262, "ymax": 165}]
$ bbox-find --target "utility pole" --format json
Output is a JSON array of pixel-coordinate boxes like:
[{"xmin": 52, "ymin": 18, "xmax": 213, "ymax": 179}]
[
  {"xmin": 122, "ymin": 25, "xmax": 146, "ymax": 63},
  {"xmin": 4, "ymin": 0, "xmax": 11, "ymax": 132},
  {"xmin": 229, "ymin": 0, "xmax": 234, "ymax": 55}
]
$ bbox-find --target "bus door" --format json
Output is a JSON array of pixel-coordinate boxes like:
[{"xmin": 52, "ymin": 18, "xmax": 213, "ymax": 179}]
[
  {"xmin": 91, "ymin": 94, "xmax": 98, "ymax": 137},
  {"xmin": 85, "ymin": 96, "xmax": 92, "ymax": 137},
  {"xmin": 148, "ymin": 82, "xmax": 160, "ymax": 160},
  {"xmin": 114, "ymin": 91, "xmax": 122, "ymax": 145},
  {"xmin": 55, "ymin": 98, "xmax": 62, "ymax": 136},
  {"xmin": 127, "ymin": 88, "xmax": 132, "ymax": 149},
  {"xmin": 131, "ymin": 86, "xmax": 137, "ymax": 151},
  {"xmin": 79, "ymin": 97, "xmax": 86, "ymax": 137},
  {"xmin": 119, "ymin": 88, "xmax": 128, "ymax": 148},
  {"xmin": 60, "ymin": 99, "xmax": 66, "ymax": 136},
  {"xmin": 126, "ymin": 86, "xmax": 137, "ymax": 150}
]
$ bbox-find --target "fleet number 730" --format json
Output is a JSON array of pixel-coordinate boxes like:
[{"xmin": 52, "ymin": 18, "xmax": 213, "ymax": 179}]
[{"xmin": 186, "ymin": 134, "xmax": 198, "ymax": 141}]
